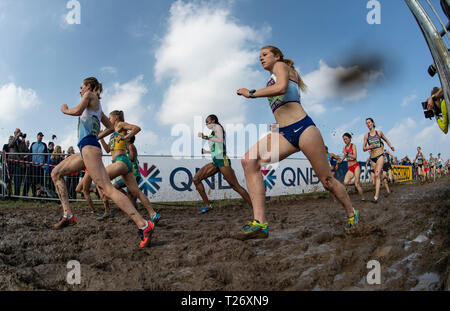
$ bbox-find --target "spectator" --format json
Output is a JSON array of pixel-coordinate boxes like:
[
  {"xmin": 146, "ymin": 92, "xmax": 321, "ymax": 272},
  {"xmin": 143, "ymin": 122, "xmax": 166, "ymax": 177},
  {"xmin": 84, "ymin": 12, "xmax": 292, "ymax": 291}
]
[
  {"xmin": 2, "ymin": 143, "xmax": 11, "ymax": 197},
  {"xmin": 22, "ymin": 140, "xmax": 32, "ymax": 196},
  {"xmin": 48, "ymin": 142, "xmax": 55, "ymax": 158},
  {"xmin": 426, "ymin": 87, "xmax": 448, "ymax": 134},
  {"xmin": 46, "ymin": 145, "xmax": 63, "ymax": 192},
  {"xmin": 66, "ymin": 146, "xmax": 79, "ymax": 199},
  {"xmin": 30, "ymin": 132, "xmax": 48, "ymax": 197},
  {"xmin": 7, "ymin": 128, "xmax": 28, "ymax": 197}
]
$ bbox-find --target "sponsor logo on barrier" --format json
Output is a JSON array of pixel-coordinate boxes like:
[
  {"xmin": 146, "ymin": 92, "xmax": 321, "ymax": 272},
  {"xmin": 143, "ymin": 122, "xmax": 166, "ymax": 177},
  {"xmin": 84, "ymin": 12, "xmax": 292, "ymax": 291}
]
[
  {"xmin": 139, "ymin": 163, "xmax": 162, "ymax": 195},
  {"xmin": 391, "ymin": 165, "xmax": 412, "ymax": 182},
  {"xmin": 261, "ymin": 167, "xmax": 277, "ymax": 190}
]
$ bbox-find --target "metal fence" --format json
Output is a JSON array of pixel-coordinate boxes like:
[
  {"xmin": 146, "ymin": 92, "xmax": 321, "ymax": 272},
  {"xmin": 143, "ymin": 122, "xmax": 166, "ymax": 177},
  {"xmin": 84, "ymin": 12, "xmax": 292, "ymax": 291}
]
[{"xmin": 0, "ymin": 152, "xmax": 112, "ymax": 202}]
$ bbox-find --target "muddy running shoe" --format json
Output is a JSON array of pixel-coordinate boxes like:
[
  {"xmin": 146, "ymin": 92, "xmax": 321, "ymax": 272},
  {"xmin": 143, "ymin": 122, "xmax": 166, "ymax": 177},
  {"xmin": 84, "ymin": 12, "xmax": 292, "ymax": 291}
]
[
  {"xmin": 151, "ymin": 212, "xmax": 161, "ymax": 225},
  {"xmin": 54, "ymin": 215, "xmax": 77, "ymax": 229},
  {"xmin": 198, "ymin": 205, "xmax": 213, "ymax": 214},
  {"xmin": 233, "ymin": 220, "xmax": 269, "ymax": 241},
  {"xmin": 371, "ymin": 197, "xmax": 378, "ymax": 204},
  {"xmin": 97, "ymin": 211, "xmax": 108, "ymax": 221},
  {"xmin": 138, "ymin": 221, "xmax": 155, "ymax": 248},
  {"xmin": 346, "ymin": 209, "xmax": 359, "ymax": 229}
]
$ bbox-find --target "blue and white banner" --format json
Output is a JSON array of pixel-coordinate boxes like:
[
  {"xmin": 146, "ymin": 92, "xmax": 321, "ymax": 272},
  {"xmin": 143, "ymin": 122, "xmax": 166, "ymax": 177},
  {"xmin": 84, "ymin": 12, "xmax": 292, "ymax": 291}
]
[{"xmin": 129, "ymin": 156, "xmax": 325, "ymax": 202}]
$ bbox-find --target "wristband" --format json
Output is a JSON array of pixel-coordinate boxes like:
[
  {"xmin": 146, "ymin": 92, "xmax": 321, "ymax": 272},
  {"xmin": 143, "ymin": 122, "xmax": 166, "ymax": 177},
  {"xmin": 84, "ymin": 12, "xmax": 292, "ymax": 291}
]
[{"xmin": 249, "ymin": 89, "xmax": 256, "ymax": 98}]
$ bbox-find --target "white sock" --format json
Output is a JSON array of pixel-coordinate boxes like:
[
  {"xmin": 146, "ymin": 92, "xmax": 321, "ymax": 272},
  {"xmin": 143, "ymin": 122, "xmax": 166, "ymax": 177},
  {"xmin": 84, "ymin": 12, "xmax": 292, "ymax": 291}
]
[{"xmin": 139, "ymin": 220, "xmax": 148, "ymax": 231}]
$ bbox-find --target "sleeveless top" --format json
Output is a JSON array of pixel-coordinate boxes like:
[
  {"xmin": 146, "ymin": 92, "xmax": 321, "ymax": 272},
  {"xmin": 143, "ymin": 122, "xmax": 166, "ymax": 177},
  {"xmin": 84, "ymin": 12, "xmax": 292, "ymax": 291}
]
[
  {"xmin": 208, "ymin": 130, "xmax": 226, "ymax": 160},
  {"xmin": 109, "ymin": 131, "xmax": 127, "ymax": 152},
  {"xmin": 416, "ymin": 153, "xmax": 423, "ymax": 165},
  {"xmin": 344, "ymin": 143, "xmax": 355, "ymax": 162},
  {"xmin": 367, "ymin": 131, "xmax": 382, "ymax": 149},
  {"xmin": 77, "ymin": 102, "xmax": 102, "ymax": 143},
  {"xmin": 267, "ymin": 73, "xmax": 301, "ymax": 113},
  {"xmin": 384, "ymin": 152, "xmax": 392, "ymax": 164}
]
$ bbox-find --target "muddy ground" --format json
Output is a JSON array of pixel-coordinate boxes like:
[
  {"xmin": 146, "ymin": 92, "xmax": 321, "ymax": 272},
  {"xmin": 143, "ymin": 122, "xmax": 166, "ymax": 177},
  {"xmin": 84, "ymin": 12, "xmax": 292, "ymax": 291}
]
[{"xmin": 0, "ymin": 178, "xmax": 449, "ymax": 291}]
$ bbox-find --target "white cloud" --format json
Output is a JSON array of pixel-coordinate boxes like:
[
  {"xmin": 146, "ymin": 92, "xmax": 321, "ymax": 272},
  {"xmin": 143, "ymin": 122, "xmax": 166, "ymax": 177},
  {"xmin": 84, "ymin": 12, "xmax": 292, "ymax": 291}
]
[
  {"xmin": 302, "ymin": 60, "xmax": 382, "ymax": 115},
  {"xmin": 154, "ymin": 0, "xmax": 268, "ymax": 126},
  {"xmin": 101, "ymin": 75, "xmax": 159, "ymax": 152},
  {"xmin": 102, "ymin": 75, "xmax": 148, "ymax": 125},
  {"xmin": 401, "ymin": 94, "xmax": 417, "ymax": 107},
  {"xmin": 100, "ymin": 66, "xmax": 118, "ymax": 75},
  {"xmin": 0, "ymin": 83, "xmax": 40, "ymax": 122}
]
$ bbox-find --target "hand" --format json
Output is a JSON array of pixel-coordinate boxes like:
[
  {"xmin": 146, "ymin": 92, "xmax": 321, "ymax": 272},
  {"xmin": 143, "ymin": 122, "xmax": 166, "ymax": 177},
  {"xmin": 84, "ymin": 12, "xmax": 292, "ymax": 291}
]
[
  {"xmin": 391, "ymin": 146, "xmax": 395, "ymax": 152},
  {"xmin": 61, "ymin": 104, "xmax": 69, "ymax": 114},
  {"xmin": 117, "ymin": 135, "xmax": 125, "ymax": 142},
  {"xmin": 237, "ymin": 88, "xmax": 250, "ymax": 98},
  {"xmin": 198, "ymin": 132, "xmax": 203, "ymax": 138},
  {"xmin": 427, "ymin": 97, "xmax": 434, "ymax": 111}
]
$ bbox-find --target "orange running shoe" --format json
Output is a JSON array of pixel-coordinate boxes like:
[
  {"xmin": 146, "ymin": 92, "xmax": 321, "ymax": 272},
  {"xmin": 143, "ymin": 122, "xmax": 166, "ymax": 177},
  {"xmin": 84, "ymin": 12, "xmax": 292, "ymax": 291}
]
[
  {"xmin": 54, "ymin": 215, "xmax": 77, "ymax": 229},
  {"xmin": 138, "ymin": 221, "xmax": 154, "ymax": 248}
]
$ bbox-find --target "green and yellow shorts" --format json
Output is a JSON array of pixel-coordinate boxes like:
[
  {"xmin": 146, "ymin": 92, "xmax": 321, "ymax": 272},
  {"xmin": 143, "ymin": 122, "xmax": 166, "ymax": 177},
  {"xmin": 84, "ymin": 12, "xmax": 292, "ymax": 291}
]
[
  {"xmin": 212, "ymin": 155, "xmax": 231, "ymax": 168},
  {"xmin": 113, "ymin": 154, "xmax": 133, "ymax": 173}
]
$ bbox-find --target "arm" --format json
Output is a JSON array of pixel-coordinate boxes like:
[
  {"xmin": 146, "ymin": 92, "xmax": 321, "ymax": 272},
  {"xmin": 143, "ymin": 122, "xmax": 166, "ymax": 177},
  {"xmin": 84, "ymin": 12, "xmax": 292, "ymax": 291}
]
[
  {"xmin": 379, "ymin": 131, "xmax": 394, "ymax": 151},
  {"xmin": 362, "ymin": 134, "xmax": 370, "ymax": 152},
  {"xmin": 100, "ymin": 138, "xmax": 110, "ymax": 154},
  {"xmin": 117, "ymin": 122, "xmax": 141, "ymax": 141},
  {"xmin": 427, "ymin": 88, "xmax": 443, "ymax": 110},
  {"xmin": 128, "ymin": 144, "xmax": 137, "ymax": 162},
  {"xmin": 61, "ymin": 92, "xmax": 91, "ymax": 116},
  {"xmin": 237, "ymin": 62, "xmax": 289, "ymax": 98},
  {"xmin": 97, "ymin": 113, "xmax": 114, "ymax": 140},
  {"xmin": 8, "ymin": 136, "xmax": 19, "ymax": 148}
]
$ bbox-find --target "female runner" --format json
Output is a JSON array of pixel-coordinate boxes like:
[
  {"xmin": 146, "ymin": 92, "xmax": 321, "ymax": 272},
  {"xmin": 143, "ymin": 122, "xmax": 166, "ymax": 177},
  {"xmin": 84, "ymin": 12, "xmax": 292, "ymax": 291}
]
[
  {"xmin": 51, "ymin": 77, "xmax": 154, "ymax": 248},
  {"xmin": 236, "ymin": 46, "xmax": 359, "ymax": 240},
  {"xmin": 363, "ymin": 118, "xmax": 395, "ymax": 203},
  {"xmin": 195, "ymin": 114, "xmax": 253, "ymax": 214}
]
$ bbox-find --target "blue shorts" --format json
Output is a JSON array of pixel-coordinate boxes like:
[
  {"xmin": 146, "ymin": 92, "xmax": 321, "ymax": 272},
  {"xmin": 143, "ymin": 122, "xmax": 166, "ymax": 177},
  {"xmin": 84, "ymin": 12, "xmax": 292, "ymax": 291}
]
[
  {"xmin": 279, "ymin": 115, "xmax": 316, "ymax": 149},
  {"xmin": 78, "ymin": 135, "xmax": 101, "ymax": 153}
]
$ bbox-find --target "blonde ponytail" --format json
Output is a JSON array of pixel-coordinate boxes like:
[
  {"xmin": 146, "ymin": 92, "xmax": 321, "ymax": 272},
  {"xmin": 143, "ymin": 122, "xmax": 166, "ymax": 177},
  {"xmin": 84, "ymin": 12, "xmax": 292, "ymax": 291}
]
[{"xmin": 283, "ymin": 58, "xmax": 308, "ymax": 92}]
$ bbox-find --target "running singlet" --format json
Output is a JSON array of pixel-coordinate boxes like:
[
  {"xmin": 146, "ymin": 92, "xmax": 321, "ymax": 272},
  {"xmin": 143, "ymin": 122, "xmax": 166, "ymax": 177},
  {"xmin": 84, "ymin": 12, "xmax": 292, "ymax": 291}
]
[
  {"xmin": 367, "ymin": 131, "xmax": 382, "ymax": 150},
  {"xmin": 267, "ymin": 73, "xmax": 301, "ymax": 113},
  {"xmin": 78, "ymin": 102, "xmax": 102, "ymax": 143},
  {"xmin": 208, "ymin": 132, "xmax": 226, "ymax": 160},
  {"xmin": 109, "ymin": 131, "xmax": 127, "ymax": 151},
  {"xmin": 417, "ymin": 154, "xmax": 423, "ymax": 165},
  {"xmin": 344, "ymin": 143, "xmax": 355, "ymax": 162},
  {"xmin": 384, "ymin": 152, "xmax": 392, "ymax": 164}
]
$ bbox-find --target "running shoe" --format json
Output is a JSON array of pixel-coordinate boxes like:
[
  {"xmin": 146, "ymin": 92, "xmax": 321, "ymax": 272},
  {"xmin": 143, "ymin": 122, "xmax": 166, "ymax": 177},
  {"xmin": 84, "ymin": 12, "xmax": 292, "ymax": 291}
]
[
  {"xmin": 54, "ymin": 215, "xmax": 77, "ymax": 229},
  {"xmin": 97, "ymin": 211, "xmax": 107, "ymax": 221},
  {"xmin": 371, "ymin": 197, "xmax": 378, "ymax": 203},
  {"xmin": 346, "ymin": 209, "xmax": 359, "ymax": 229},
  {"xmin": 198, "ymin": 205, "xmax": 213, "ymax": 214},
  {"xmin": 233, "ymin": 220, "xmax": 269, "ymax": 240},
  {"xmin": 138, "ymin": 221, "xmax": 154, "ymax": 248},
  {"xmin": 151, "ymin": 212, "xmax": 161, "ymax": 225}
]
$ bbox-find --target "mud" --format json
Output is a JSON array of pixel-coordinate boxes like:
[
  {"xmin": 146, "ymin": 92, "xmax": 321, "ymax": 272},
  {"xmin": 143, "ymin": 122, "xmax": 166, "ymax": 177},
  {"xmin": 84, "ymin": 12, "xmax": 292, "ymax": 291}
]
[{"xmin": 0, "ymin": 178, "xmax": 449, "ymax": 291}]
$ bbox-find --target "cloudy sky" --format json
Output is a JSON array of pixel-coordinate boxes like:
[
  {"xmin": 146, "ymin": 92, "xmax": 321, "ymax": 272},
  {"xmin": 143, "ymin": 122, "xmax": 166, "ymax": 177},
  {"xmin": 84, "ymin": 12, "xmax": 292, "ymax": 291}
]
[{"xmin": 0, "ymin": 0, "xmax": 448, "ymax": 162}]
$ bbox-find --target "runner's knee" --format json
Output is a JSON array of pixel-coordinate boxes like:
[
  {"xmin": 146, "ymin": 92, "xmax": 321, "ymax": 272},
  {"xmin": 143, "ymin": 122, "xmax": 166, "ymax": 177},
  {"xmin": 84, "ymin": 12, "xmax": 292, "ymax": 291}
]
[
  {"xmin": 321, "ymin": 175, "xmax": 334, "ymax": 191},
  {"xmin": 241, "ymin": 157, "xmax": 260, "ymax": 172}
]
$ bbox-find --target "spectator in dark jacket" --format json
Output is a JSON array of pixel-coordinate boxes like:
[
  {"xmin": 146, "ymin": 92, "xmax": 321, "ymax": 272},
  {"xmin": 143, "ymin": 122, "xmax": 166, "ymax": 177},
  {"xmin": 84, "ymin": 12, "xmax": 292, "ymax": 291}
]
[
  {"xmin": 8, "ymin": 128, "xmax": 28, "ymax": 197},
  {"xmin": 30, "ymin": 132, "xmax": 48, "ymax": 197}
]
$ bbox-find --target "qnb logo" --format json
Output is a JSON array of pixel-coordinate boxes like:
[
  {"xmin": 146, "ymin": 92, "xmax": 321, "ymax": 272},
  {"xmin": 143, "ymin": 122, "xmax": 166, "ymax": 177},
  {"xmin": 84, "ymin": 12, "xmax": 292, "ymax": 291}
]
[
  {"xmin": 139, "ymin": 163, "xmax": 162, "ymax": 195},
  {"xmin": 261, "ymin": 167, "xmax": 277, "ymax": 190}
]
